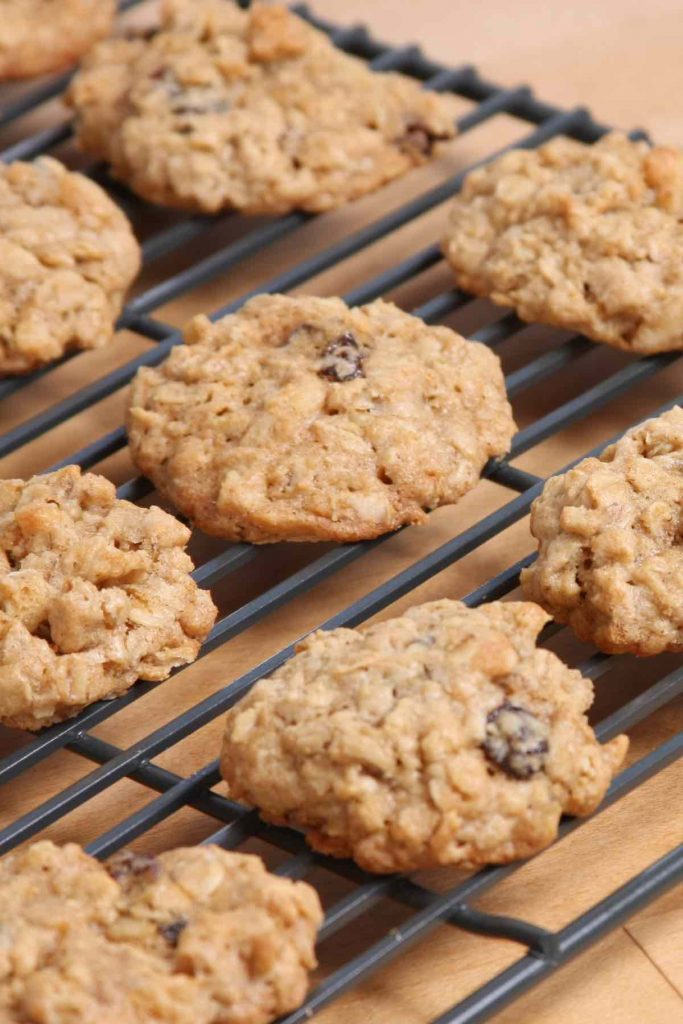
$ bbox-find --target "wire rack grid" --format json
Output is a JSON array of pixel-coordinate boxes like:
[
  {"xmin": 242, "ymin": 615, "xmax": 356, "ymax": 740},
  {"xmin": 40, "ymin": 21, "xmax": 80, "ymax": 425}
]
[{"xmin": 0, "ymin": 3, "xmax": 681, "ymax": 1023}]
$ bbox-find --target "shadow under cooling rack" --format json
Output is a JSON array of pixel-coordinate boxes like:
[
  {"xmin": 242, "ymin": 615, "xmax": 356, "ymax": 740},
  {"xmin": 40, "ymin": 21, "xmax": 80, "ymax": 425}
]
[{"xmin": 0, "ymin": 3, "xmax": 681, "ymax": 1023}]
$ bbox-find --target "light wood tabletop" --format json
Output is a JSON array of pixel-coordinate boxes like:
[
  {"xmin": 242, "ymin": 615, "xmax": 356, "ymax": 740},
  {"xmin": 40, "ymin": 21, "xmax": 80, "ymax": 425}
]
[{"xmin": 0, "ymin": 1, "xmax": 681, "ymax": 1022}]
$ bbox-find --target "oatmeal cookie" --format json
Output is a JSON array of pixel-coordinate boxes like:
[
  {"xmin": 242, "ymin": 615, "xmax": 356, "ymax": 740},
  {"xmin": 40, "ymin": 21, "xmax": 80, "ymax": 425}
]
[
  {"xmin": 0, "ymin": 841, "xmax": 322, "ymax": 1024},
  {"xmin": 126, "ymin": 294, "xmax": 516, "ymax": 543},
  {"xmin": 522, "ymin": 407, "xmax": 683, "ymax": 655},
  {"xmin": 0, "ymin": 466, "xmax": 217, "ymax": 730},
  {"xmin": 220, "ymin": 599, "xmax": 627, "ymax": 873},
  {"xmin": 66, "ymin": 0, "xmax": 456, "ymax": 214},
  {"xmin": 442, "ymin": 132, "xmax": 683, "ymax": 353},
  {"xmin": 0, "ymin": 0, "xmax": 116, "ymax": 79},
  {"xmin": 0, "ymin": 157, "xmax": 140, "ymax": 376}
]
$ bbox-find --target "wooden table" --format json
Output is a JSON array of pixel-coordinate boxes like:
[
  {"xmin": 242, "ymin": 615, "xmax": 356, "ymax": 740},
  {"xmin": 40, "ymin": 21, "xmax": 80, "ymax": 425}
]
[{"xmin": 1, "ymin": 1, "xmax": 681, "ymax": 1021}]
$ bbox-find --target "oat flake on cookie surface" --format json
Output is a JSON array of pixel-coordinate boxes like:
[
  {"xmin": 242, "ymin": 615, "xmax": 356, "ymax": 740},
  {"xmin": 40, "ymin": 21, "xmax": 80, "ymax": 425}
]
[
  {"xmin": 66, "ymin": 0, "xmax": 456, "ymax": 214},
  {"xmin": 0, "ymin": 466, "xmax": 217, "ymax": 730},
  {"xmin": 221, "ymin": 599, "xmax": 627, "ymax": 873},
  {"xmin": 0, "ymin": 0, "xmax": 116, "ymax": 80},
  {"xmin": 443, "ymin": 132, "xmax": 683, "ymax": 353},
  {"xmin": 522, "ymin": 407, "xmax": 683, "ymax": 655},
  {"xmin": 126, "ymin": 293, "xmax": 516, "ymax": 544},
  {"xmin": 0, "ymin": 157, "xmax": 140, "ymax": 376},
  {"xmin": 0, "ymin": 841, "xmax": 322, "ymax": 1024}
]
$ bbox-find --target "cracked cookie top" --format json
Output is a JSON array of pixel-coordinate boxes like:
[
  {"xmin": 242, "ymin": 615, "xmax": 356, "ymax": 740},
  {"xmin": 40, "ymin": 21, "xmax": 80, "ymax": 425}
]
[
  {"xmin": 0, "ymin": 466, "xmax": 217, "ymax": 730},
  {"xmin": 443, "ymin": 133, "xmax": 683, "ymax": 354},
  {"xmin": 0, "ymin": 841, "xmax": 322, "ymax": 1024},
  {"xmin": 0, "ymin": 158, "xmax": 140, "ymax": 375},
  {"xmin": 0, "ymin": 0, "xmax": 116, "ymax": 79},
  {"xmin": 522, "ymin": 406, "xmax": 683, "ymax": 655},
  {"xmin": 220, "ymin": 599, "xmax": 627, "ymax": 873},
  {"xmin": 126, "ymin": 293, "xmax": 516, "ymax": 543},
  {"xmin": 67, "ymin": 0, "xmax": 456, "ymax": 214}
]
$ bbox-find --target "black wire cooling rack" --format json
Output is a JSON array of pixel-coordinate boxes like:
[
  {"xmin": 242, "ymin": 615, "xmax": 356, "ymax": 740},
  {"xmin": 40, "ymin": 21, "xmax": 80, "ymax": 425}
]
[{"xmin": 0, "ymin": 2, "xmax": 681, "ymax": 1021}]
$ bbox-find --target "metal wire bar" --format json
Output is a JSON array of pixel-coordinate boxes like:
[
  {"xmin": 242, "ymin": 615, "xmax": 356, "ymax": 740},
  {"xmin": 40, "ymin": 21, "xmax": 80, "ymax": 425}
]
[{"xmin": 431, "ymin": 840, "xmax": 683, "ymax": 1024}]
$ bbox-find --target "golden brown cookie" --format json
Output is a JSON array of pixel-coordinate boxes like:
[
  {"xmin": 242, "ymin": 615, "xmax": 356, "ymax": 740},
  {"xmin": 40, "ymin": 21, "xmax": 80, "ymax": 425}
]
[
  {"xmin": 220, "ymin": 599, "xmax": 627, "ymax": 873},
  {"xmin": 0, "ymin": 0, "xmax": 116, "ymax": 79},
  {"xmin": 0, "ymin": 157, "xmax": 140, "ymax": 376},
  {"xmin": 443, "ymin": 133, "xmax": 683, "ymax": 353},
  {"xmin": 0, "ymin": 841, "xmax": 322, "ymax": 1024},
  {"xmin": 67, "ymin": 0, "xmax": 456, "ymax": 214},
  {"xmin": 522, "ymin": 407, "xmax": 683, "ymax": 655},
  {"xmin": 0, "ymin": 466, "xmax": 217, "ymax": 730},
  {"xmin": 126, "ymin": 294, "xmax": 516, "ymax": 543}
]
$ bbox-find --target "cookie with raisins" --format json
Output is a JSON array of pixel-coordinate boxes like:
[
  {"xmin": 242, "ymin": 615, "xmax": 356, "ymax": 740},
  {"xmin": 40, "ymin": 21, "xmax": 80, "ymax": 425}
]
[
  {"xmin": 66, "ymin": 1, "xmax": 456, "ymax": 214},
  {"xmin": 126, "ymin": 293, "xmax": 515, "ymax": 543},
  {"xmin": 0, "ymin": 841, "xmax": 321, "ymax": 1024},
  {"xmin": 220, "ymin": 599, "xmax": 627, "ymax": 873}
]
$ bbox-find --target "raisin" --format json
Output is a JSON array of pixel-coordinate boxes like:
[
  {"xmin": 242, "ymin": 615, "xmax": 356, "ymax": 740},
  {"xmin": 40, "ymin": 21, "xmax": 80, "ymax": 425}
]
[
  {"xmin": 123, "ymin": 26, "xmax": 159, "ymax": 41},
  {"xmin": 106, "ymin": 850, "xmax": 160, "ymax": 882},
  {"xmin": 319, "ymin": 332, "xmax": 364, "ymax": 382},
  {"xmin": 398, "ymin": 121, "xmax": 450, "ymax": 156},
  {"xmin": 159, "ymin": 918, "xmax": 188, "ymax": 946},
  {"xmin": 148, "ymin": 73, "xmax": 184, "ymax": 106},
  {"xmin": 482, "ymin": 702, "xmax": 549, "ymax": 779}
]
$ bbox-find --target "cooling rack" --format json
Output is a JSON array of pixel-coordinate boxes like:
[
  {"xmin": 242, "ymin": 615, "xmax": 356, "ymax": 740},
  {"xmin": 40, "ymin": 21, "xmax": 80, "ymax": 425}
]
[{"xmin": 0, "ymin": 2, "xmax": 681, "ymax": 1021}]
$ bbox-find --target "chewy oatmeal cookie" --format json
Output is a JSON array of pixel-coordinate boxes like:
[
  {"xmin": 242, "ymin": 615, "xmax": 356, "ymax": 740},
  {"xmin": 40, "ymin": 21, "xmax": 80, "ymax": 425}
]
[
  {"xmin": 220, "ymin": 599, "xmax": 627, "ymax": 873},
  {"xmin": 0, "ymin": 841, "xmax": 322, "ymax": 1024},
  {"xmin": 0, "ymin": 466, "xmax": 217, "ymax": 730},
  {"xmin": 442, "ymin": 133, "xmax": 683, "ymax": 354},
  {"xmin": 126, "ymin": 294, "xmax": 516, "ymax": 544},
  {"xmin": 0, "ymin": 157, "xmax": 140, "ymax": 376},
  {"xmin": 522, "ymin": 407, "xmax": 683, "ymax": 655},
  {"xmin": 0, "ymin": 0, "xmax": 116, "ymax": 80},
  {"xmin": 66, "ymin": 0, "xmax": 456, "ymax": 214}
]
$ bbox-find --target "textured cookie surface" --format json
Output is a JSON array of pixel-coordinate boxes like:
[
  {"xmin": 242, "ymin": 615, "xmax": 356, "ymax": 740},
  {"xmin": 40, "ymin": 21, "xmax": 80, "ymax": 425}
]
[
  {"xmin": 0, "ymin": 0, "xmax": 116, "ymax": 79},
  {"xmin": 443, "ymin": 133, "xmax": 683, "ymax": 353},
  {"xmin": 67, "ymin": 0, "xmax": 456, "ymax": 214},
  {"xmin": 0, "ymin": 466, "xmax": 217, "ymax": 730},
  {"xmin": 0, "ymin": 158, "xmax": 140, "ymax": 375},
  {"xmin": 127, "ymin": 294, "xmax": 516, "ymax": 543},
  {"xmin": 221, "ymin": 599, "xmax": 627, "ymax": 873},
  {"xmin": 522, "ymin": 407, "xmax": 683, "ymax": 655},
  {"xmin": 0, "ymin": 841, "xmax": 322, "ymax": 1024}
]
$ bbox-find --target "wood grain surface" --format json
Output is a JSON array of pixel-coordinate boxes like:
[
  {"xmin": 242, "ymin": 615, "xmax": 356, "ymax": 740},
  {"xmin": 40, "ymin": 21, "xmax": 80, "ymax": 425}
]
[{"xmin": 0, "ymin": 2, "xmax": 682, "ymax": 1022}]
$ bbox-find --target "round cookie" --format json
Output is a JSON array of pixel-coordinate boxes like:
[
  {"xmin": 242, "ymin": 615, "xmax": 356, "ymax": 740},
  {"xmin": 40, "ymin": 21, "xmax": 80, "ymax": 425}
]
[
  {"xmin": 126, "ymin": 294, "xmax": 516, "ymax": 543},
  {"xmin": 0, "ymin": 0, "xmax": 116, "ymax": 80},
  {"xmin": 0, "ymin": 465, "xmax": 217, "ymax": 731},
  {"xmin": 220, "ymin": 599, "xmax": 627, "ymax": 873},
  {"xmin": 0, "ymin": 158, "xmax": 140, "ymax": 376},
  {"xmin": 66, "ymin": 0, "xmax": 456, "ymax": 214},
  {"xmin": 522, "ymin": 407, "xmax": 683, "ymax": 655},
  {"xmin": 0, "ymin": 841, "xmax": 322, "ymax": 1024},
  {"xmin": 442, "ymin": 133, "xmax": 683, "ymax": 354}
]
